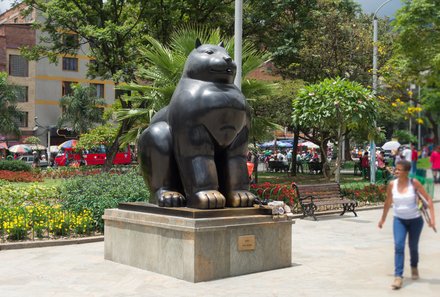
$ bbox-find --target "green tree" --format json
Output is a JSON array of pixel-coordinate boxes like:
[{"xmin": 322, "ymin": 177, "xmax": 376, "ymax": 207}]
[
  {"xmin": 292, "ymin": 78, "xmax": 379, "ymax": 181},
  {"xmin": 391, "ymin": 0, "xmax": 440, "ymax": 83},
  {"xmin": 116, "ymin": 27, "xmax": 276, "ymax": 145},
  {"xmin": 21, "ymin": 0, "xmax": 236, "ymax": 171},
  {"xmin": 58, "ymin": 84, "xmax": 105, "ymax": 135},
  {"xmin": 0, "ymin": 72, "xmax": 24, "ymax": 142},
  {"xmin": 243, "ymin": 0, "xmax": 318, "ymax": 79},
  {"xmin": 76, "ymin": 124, "xmax": 117, "ymax": 151},
  {"xmin": 293, "ymin": 1, "xmax": 393, "ymax": 84},
  {"xmin": 23, "ymin": 136, "xmax": 41, "ymax": 145},
  {"xmin": 387, "ymin": 0, "xmax": 440, "ymax": 145}
]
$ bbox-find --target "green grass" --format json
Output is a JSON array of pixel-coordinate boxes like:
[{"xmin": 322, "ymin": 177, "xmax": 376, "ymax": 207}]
[
  {"xmin": 13, "ymin": 178, "xmax": 64, "ymax": 188},
  {"xmin": 254, "ymin": 171, "xmax": 372, "ymax": 186}
]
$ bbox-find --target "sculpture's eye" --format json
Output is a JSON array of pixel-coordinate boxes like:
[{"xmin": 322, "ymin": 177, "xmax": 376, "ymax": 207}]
[{"xmin": 205, "ymin": 50, "xmax": 214, "ymax": 55}]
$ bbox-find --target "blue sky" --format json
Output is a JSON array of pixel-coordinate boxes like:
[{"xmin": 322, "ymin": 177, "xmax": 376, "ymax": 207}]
[
  {"xmin": 356, "ymin": 0, "xmax": 403, "ymax": 17},
  {"xmin": 1, "ymin": 0, "xmax": 404, "ymax": 17}
]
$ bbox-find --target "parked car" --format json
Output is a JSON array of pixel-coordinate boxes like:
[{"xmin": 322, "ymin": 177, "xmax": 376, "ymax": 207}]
[{"xmin": 18, "ymin": 155, "xmax": 49, "ymax": 167}]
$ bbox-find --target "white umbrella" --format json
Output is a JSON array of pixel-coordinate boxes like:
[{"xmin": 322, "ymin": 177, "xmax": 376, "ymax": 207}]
[
  {"xmin": 49, "ymin": 145, "xmax": 59, "ymax": 153},
  {"xmin": 299, "ymin": 141, "xmax": 319, "ymax": 149},
  {"xmin": 381, "ymin": 141, "xmax": 400, "ymax": 151}
]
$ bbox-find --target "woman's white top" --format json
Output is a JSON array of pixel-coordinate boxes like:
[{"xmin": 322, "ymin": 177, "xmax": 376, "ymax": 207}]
[{"xmin": 392, "ymin": 179, "xmax": 420, "ymax": 219}]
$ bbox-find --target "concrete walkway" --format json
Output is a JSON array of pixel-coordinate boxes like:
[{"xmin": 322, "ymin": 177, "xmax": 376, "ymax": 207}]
[{"xmin": 0, "ymin": 185, "xmax": 439, "ymax": 297}]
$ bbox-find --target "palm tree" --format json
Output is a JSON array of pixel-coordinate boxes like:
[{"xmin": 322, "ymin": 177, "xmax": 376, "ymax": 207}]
[
  {"xmin": 58, "ymin": 84, "xmax": 106, "ymax": 135},
  {"xmin": 115, "ymin": 26, "xmax": 278, "ymax": 146},
  {"xmin": 0, "ymin": 72, "xmax": 24, "ymax": 142}
]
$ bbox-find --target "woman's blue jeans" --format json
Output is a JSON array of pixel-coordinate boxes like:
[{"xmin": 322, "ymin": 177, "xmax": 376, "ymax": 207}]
[{"xmin": 393, "ymin": 216, "xmax": 424, "ymax": 277}]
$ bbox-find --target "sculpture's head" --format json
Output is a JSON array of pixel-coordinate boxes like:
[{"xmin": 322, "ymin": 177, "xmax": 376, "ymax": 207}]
[{"xmin": 182, "ymin": 39, "xmax": 236, "ymax": 84}]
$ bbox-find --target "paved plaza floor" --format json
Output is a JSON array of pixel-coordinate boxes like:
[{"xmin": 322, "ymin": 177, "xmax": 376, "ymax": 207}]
[{"xmin": 0, "ymin": 185, "xmax": 439, "ymax": 297}]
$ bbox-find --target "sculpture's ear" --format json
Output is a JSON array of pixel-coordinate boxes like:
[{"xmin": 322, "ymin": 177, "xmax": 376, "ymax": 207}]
[
  {"xmin": 195, "ymin": 38, "xmax": 202, "ymax": 48},
  {"xmin": 218, "ymin": 41, "xmax": 225, "ymax": 48}
]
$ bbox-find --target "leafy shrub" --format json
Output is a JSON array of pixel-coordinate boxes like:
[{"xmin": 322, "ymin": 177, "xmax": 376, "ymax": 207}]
[
  {"xmin": 59, "ymin": 169, "xmax": 149, "ymax": 231},
  {"xmin": 342, "ymin": 184, "xmax": 387, "ymax": 203},
  {"xmin": 0, "ymin": 170, "xmax": 42, "ymax": 182},
  {"xmin": 40, "ymin": 164, "xmax": 136, "ymax": 179},
  {"xmin": 0, "ymin": 160, "xmax": 32, "ymax": 172},
  {"xmin": 0, "ymin": 179, "xmax": 9, "ymax": 186},
  {"xmin": 0, "ymin": 183, "xmax": 59, "ymax": 207}
]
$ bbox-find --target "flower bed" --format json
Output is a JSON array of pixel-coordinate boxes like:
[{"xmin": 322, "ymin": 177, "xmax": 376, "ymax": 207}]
[
  {"xmin": 0, "ymin": 183, "xmax": 59, "ymax": 206},
  {"xmin": 0, "ymin": 167, "xmax": 149, "ymax": 242},
  {"xmin": 250, "ymin": 182, "xmax": 296, "ymax": 206},
  {"xmin": 0, "ymin": 170, "xmax": 42, "ymax": 182},
  {"xmin": 341, "ymin": 184, "xmax": 387, "ymax": 205},
  {"xmin": 0, "ymin": 204, "xmax": 94, "ymax": 241}
]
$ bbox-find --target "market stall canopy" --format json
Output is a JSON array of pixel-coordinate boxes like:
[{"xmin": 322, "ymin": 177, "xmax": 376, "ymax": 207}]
[
  {"xmin": 58, "ymin": 139, "xmax": 78, "ymax": 150},
  {"xmin": 381, "ymin": 140, "xmax": 400, "ymax": 151},
  {"xmin": 258, "ymin": 140, "xmax": 293, "ymax": 149},
  {"xmin": 298, "ymin": 141, "xmax": 319, "ymax": 149},
  {"xmin": 8, "ymin": 144, "xmax": 32, "ymax": 154}
]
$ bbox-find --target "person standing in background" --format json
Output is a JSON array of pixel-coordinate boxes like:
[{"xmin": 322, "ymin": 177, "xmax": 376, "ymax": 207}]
[
  {"xmin": 410, "ymin": 143, "xmax": 418, "ymax": 175},
  {"xmin": 402, "ymin": 145, "xmax": 412, "ymax": 162},
  {"xmin": 430, "ymin": 145, "xmax": 440, "ymax": 183}
]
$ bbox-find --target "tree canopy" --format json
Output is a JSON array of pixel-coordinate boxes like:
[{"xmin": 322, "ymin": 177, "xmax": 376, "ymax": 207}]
[
  {"xmin": 292, "ymin": 77, "xmax": 379, "ymax": 179},
  {"xmin": 57, "ymin": 84, "xmax": 105, "ymax": 135},
  {"xmin": 0, "ymin": 72, "xmax": 24, "ymax": 140}
]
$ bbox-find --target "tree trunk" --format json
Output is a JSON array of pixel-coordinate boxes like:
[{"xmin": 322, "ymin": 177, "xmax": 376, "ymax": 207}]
[
  {"xmin": 344, "ymin": 133, "xmax": 351, "ymax": 161},
  {"xmin": 102, "ymin": 119, "xmax": 129, "ymax": 172},
  {"xmin": 320, "ymin": 141, "xmax": 329, "ymax": 179},
  {"xmin": 290, "ymin": 127, "xmax": 300, "ymax": 176},
  {"xmin": 335, "ymin": 133, "xmax": 343, "ymax": 184}
]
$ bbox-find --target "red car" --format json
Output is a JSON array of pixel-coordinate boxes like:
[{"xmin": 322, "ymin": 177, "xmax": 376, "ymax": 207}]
[{"xmin": 54, "ymin": 145, "xmax": 132, "ymax": 166}]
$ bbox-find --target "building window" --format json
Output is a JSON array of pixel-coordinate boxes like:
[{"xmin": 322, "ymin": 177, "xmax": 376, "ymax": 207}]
[
  {"xmin": 15, "ymin": 86, "xmax": 29, "ymax": 102},
  {"xmin": 62, "ymin": 34, "xmax": 79, "ymax": 48},
  {"xmin": 91, "ymin": 83, "xmax": 104, "ymax": 98},
  {"xmin": 15, "ymin": 112, "xmax": 28, "ymax": 128},
  {"xmin": 9, "ymin": 55, "xmax": 29, "ymax": 77},
  {"xmin": 115, "ymin": 89, "xmax": 131, "ymax": 99},
  {"xmin": 62, "ymin": 57, "xmax": 78, "ymax": 71},
  {"xmin": 62, "ymin": 81, "xmax": 75, "ymax": 96}
]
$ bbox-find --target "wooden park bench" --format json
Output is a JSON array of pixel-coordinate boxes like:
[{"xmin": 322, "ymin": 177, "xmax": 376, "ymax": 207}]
[{"xmin": 292, "ymin": 183, "xmax": 357, "ymax": 220}]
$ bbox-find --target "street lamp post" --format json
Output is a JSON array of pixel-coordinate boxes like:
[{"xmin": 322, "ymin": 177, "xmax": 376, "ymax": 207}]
[
  {"xmin": 34, "ymin": 117, "xmax": 52, "ymax": 164},
  {"xmin": 234, "ymin": 0, "xmax": 243, "ymax": 90},
  {"xmin": 371, "ymin": 0, "xmax": 393, "ymax": 184}
]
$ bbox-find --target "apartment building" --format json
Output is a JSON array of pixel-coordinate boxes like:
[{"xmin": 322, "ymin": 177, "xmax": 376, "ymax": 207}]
[{"xmin": 0, "ymin": 3, "xmax": 115, "ymax": 146}]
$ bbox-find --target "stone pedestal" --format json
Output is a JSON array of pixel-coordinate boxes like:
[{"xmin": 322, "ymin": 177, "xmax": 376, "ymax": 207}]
[{"xmin": 103, "ymin": 203, "xmax": 294, "ymax": 282}]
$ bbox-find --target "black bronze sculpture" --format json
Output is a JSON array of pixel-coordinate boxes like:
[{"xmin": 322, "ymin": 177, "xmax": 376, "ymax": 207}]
[{"xmin": 138, "ymin": 39, "xmax": 256, "ymax": 209}]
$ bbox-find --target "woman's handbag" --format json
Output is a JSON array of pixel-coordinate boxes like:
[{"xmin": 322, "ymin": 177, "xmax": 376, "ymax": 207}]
[
  {"xmin": 412, "ymin": 179, "xmax": 437, "ymax": 232},
  {"xmin": 416, "ymin": 190, "xmax": 437, "ymax": 233}
]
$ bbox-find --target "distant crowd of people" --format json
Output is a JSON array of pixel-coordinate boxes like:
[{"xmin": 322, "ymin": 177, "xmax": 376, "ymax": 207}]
[{"xmin": 354, "ymin": 143, "xmax": 440, "ymax": 183}]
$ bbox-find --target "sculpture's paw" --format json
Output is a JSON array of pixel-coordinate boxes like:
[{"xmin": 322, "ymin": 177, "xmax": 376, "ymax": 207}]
[
  {"xmin": 188, "ymin": 190, "xmax": 226, "ymax": 209},
  {"xmin": 226, "ymin": 191, "xmax": 256, "ymax": 207},
  {"xmin": 157, "ymin": 190, "xmax": 186, "ymax": 207}
]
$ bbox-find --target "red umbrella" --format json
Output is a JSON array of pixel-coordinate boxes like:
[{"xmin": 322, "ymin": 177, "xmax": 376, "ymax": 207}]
[
  {"xmin": 0, "ymin": 142, "xmax": 8, "ymax": 150},
  {"xmin": 58, "ymin": 139, "xmax": 78, "ymax": 150}
]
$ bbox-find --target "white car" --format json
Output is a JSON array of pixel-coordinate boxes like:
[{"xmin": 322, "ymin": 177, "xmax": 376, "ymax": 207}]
[{"xmin": 18, "ymin": 155, "xmax": 49, "ymax": 167}]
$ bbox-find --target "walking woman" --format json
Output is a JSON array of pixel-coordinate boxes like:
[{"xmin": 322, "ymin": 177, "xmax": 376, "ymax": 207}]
[{"xmin": 378, "ymin": 160, "xmax": 436, "ymax": 290}]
